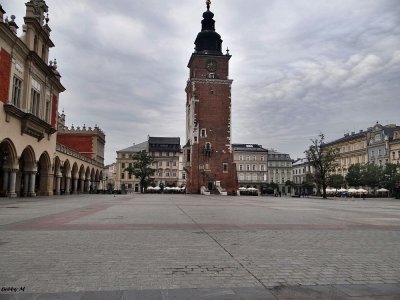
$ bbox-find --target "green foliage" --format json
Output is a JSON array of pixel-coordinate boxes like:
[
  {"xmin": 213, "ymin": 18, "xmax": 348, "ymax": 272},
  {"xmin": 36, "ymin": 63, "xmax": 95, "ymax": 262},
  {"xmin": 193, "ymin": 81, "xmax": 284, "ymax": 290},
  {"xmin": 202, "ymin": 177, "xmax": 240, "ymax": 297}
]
[
  {"xmin": 345, "ymin": 164, "xmax": 364, "ymax": 187},
  {"xmin": 361, "ymin": 163, "xmax": 383, "ymax": 189},
  {"xmin": 381, "ymin": 163, "xmax": 400, "ymax": 194},
  {"xmin": 304, "ymin": 133, "xmax": 339, "ymax": 199},
  {"xmin": 345, "ymin": 162, "xmax": 400, "ymax": 196},
  {"xmin": 124, "ymin": 150, "xmax": 155, "ymax": 193},
  {"xmin": 327, "ymin": 174, "xmax": 344, "ymax": 189}
]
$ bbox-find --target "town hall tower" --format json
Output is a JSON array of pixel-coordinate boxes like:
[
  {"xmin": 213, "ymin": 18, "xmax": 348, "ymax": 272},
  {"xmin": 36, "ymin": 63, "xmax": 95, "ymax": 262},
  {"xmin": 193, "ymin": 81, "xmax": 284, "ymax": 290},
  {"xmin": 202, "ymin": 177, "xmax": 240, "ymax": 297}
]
[{"xmin": 183, "ymin": 1, "xmax": 238, "ymax": 194}]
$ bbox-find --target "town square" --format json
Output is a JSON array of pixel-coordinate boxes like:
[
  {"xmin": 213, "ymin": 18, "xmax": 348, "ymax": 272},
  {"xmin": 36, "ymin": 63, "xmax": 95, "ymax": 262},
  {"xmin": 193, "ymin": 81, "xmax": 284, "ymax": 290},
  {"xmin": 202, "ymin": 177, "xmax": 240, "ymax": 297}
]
[
  {"xmin": 1, "ymin": 0, "xmax": 400, "ymax": 298},
  {"xmin": 1, "ymin": 194, "xmax": 400, "ymax": 299}
]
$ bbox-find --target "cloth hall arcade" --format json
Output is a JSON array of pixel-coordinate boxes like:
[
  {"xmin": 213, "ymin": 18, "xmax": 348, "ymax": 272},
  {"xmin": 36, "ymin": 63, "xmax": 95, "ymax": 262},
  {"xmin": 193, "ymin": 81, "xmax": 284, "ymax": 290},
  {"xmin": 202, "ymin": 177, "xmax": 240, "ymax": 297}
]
[{"xmin": 0, "ymin": 1, "xmax": 105, "ymax": 197}]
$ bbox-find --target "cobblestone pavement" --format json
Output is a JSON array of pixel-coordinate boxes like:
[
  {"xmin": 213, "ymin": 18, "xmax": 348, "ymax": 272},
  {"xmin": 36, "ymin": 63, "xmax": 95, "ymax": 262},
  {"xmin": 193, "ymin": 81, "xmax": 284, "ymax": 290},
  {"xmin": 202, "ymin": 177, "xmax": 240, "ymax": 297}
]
[{"xmin": 0, "ymin": 194, "xmax": 399, "ymax": 299}]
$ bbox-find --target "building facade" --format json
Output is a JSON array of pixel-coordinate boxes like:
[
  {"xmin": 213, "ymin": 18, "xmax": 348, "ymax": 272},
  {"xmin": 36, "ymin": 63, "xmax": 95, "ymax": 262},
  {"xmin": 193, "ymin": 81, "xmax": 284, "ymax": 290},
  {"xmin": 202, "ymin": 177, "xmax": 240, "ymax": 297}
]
[
  {"xmin": 389, "ymin": 127, "xmax": 400, "ymax": 164},
  {"xmin": 292, "ymin": 158, "xmax": 316, "ymax": 195},
  {"xmin": 149, "ymin": 137, "xmax": 183, "ymax": 188},
  {"xmin": 115, "ymin": 137, "xmax": 184, "ymax": 192},
  {"xmin": 232, "ymin": 144, "xmax": 268, "ymax": 190},
  {"xmin": 0, "ymin": 1, "xmax": 104, "ymax": 197},
  {"xmin": 367, "ymin": 122, "xmax": 398, "ymax": 168},
  {"xmin": 323, "ymin": 122, "xmax": 400, "ymax": 178},
  {"xmin": 267, "ymin": 149, "xmax": 293, "ymax": 195},
  {"xmin": 183, "ymin": 1, "xmax": 238, "ymax": 194}
]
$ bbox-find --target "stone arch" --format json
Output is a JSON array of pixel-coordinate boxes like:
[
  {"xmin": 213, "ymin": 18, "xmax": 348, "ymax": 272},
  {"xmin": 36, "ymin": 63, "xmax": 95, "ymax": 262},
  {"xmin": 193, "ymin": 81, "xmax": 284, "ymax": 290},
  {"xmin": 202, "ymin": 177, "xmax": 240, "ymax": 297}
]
[
  {"xmin": 18, "ymin": 146, "xmax": 37, "ymax": 197},
  {"xmin": 36, "ymin": 151, "xmax": 52, "ymax": 196},
  {"xmin": 90, "ymin": 168, "xmax": 95, "ymax": 192},
  {"xmin": 0, "ymin": 139, "xmax": 18, "ymax": 197},
  {"xmin": 62, "ymin": 159, "xmax": 71, "ymax": 194},
  {"xmin": 84, "ymin": 166, "xmax": 91, "ymax": 193},
  {"xmin": 78, "ymin": 164, "xmax": 85, "ymax": 193},
  {"xmin": 53, "ymin": 156, "xmax": 62, "ymax": 195},
  {"xmin": 71, "ymin": 162, "xmax": 79, "ymax": 194}
]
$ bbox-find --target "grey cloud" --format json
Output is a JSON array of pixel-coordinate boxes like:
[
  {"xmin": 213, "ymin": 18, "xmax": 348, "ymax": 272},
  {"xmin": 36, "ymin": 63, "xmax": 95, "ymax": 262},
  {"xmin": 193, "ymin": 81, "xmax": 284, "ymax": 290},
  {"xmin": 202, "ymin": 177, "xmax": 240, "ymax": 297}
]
[{"xmin": 3, "ymin": 0, "xmax": 399, "ymax": 163}]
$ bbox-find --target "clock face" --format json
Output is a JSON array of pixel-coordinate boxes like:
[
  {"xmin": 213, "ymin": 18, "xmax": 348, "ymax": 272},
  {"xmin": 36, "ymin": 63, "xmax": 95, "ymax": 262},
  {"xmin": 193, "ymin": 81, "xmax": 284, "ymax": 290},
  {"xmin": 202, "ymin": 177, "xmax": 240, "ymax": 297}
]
[{"xmin": 206, "ymin": 59, "xmax": 217, "ymax": 72}]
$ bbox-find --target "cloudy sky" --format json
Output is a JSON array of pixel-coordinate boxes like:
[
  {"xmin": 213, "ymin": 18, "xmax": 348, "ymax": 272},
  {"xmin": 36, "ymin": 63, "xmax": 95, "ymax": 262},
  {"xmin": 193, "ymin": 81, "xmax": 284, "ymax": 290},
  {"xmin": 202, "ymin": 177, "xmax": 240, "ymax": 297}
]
[{"xmin": 4, "ymin": 0, "xmax": 400, "ymax": 164}]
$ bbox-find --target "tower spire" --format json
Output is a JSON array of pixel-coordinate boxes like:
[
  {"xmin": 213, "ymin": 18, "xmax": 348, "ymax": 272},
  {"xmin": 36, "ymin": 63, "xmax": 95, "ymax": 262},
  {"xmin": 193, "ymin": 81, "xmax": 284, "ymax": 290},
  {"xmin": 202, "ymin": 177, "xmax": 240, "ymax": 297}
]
[{"xmin": 194, "ymin": 0, "xmax": 222, "ymax": 54}]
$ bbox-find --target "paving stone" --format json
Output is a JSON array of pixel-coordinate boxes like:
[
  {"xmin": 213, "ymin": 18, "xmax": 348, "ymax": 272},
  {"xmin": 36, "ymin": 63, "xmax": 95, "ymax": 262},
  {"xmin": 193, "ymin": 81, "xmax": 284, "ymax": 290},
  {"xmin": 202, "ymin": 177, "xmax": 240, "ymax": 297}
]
[{"xmin": 1, "ymin": 194, "xmax": 400, "ymax": 298}]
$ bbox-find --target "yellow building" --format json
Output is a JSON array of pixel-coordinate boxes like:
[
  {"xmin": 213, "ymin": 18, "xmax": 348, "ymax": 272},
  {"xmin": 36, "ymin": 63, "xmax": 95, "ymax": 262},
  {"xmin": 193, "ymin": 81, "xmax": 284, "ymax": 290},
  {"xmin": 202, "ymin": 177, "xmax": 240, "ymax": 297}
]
[{"xmin": 0, "ymin": 1, "xmax": 104, "ymax": 197}]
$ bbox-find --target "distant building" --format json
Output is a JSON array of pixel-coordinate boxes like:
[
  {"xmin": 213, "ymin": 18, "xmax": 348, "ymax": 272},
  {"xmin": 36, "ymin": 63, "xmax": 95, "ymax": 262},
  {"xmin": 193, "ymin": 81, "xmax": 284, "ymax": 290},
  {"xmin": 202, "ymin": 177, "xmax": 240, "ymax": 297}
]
[
  {"xmin": 57, "ymin": 112, "xmax": 105, "ymax": 165},
  {"xmin": 267, "ymin": 149, "xmax": 293, "ymax": 195},
  {"xmin": 389, "ymin": 127, "xmax": 400, "ymax": 164},
  {"xmin": 323, "ymin": 122, "xmax": 400, "ymax": 177},
  {"xmin": 232, "ymin": 144, "xmax": 268, "ymax": 190},
  {"xmin": 115, "ymin": 137, "xmax": 184, "ymax": 192},
  {"xmin": 148, "ymin": 137, "xmax": 183, "ymax": 188},
  {"xmin": 115, "ymin": 141, "xmax": 148, "ymax": 192},
  {"xmin": 104, "ymin": 162, "xmax": 116, "ymax": 190},
  {"xmin": 367, "ymin": 122, "xmax": 399, "ymax": 168},
  {"xmin": 292, "ymin": 158, "xmax": 316, "ymax": 195}
]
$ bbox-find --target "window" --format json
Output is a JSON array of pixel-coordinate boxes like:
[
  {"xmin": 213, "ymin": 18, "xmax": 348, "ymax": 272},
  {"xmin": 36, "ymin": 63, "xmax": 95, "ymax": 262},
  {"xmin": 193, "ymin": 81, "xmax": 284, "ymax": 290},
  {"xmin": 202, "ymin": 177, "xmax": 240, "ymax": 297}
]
[
  {"xmin": 223, "ymin": 163, "xmax": 228, "ymax": 173},
  {"xmin": 239, "ymin": 164, "xmax": 243, "ymax": 171},
  {"xmin": 209, "ymin": 73, "xmax": 215, "ymax": 79},
  {"xmin": 187, "ymin": 149, "xmax": 191, "ymax": 162},
  {"xmin": 31, "ymin": 89, "xmax": 41, "ymax": 117},
  {"xmin": 167, "ymin": 161, "xmax": 170, "ymax": 167},
  {"xmin": 201, "ymin": 129, "xmax": 206, "ymax": 137},
  {"xmin": 172, "ymin": 172, "xmax": 177, "ymax": 177},
  {"xmin": 260, "ymin": 156, "xmax": 264, "ymax": 161},
  {"xmin": 173, "ymin": 161, "xmax": 177, "ymax": 166},
  {"xmin": 239, "ymin": 173, "xmax": 244, "ymax": 180},
  {"xmin": 44, "ymin": 96, "xmax": 51, "ymax": 122},
  {"xmin": 121, "ymin": 173, "xmax": 125, "ymax": 179},
  {"xmin": 128, "ymin": 173, "xmax": 132, "ymax": 179},
  {"xmin": 11, "ymin": 76, "xmax": 22, "ymax": 107},
  {"xmin": 158, "ymin": 161, "xmax": 162, "ymax": 167},
  {"xmin": 252, "ymin": 156, "xmax": 256, "ymax": 161},
  {"xmin": 246, "ymin": 156, "xmax": 250, "ymax": 161},
  {"xmin": 182, "ymin": 172, "xmax": 186, "ymax": 180},
  {"xmin": 260, "ymin": 165, "xmax": 265, "ymax": 171},
  {"xmin": 246, "ymin": 165, "xmax": 250, "ymax": 171},
  {"xmin": 239, "ymin": 155, "xmax": 243, "ymax": 161},
  {"xmin": 252, "ymin": 164, "xmax": 256, "ymax": 171}
]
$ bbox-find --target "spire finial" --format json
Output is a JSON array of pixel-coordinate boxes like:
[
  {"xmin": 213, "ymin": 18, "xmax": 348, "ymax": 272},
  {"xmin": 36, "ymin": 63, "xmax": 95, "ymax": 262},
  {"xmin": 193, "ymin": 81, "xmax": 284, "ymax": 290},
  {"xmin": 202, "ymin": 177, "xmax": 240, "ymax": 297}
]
[{"xmin": 206, "ymin": 0, "xmax": 211, "ymax": 11}]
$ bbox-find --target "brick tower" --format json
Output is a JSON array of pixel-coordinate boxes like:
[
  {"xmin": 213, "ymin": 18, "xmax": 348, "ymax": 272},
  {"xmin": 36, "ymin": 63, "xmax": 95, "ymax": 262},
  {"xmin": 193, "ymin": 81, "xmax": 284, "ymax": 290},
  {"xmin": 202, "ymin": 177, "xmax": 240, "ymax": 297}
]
[{"xmin": 183, "ymin": 1, "xmax": 238, "ymax": 194}]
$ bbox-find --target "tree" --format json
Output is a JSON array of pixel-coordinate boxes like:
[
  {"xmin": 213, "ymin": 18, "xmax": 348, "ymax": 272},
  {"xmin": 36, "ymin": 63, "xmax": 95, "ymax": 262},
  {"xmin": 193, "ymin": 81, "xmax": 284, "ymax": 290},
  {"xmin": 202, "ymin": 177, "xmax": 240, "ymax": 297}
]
[
  {"xmin": 125, "ymin": 150, "xmax": 155, "ymax": 193},
  {"xmin": 327, "ymin": 174, "xmax": 344, "ymax": 190},
  {"xmin": 362, "ymin": 163, "xmax": 382, "ymax": 191},
  {"xmin": 345, "ymin": 164, "xmax": 364, "ymax": 187},
  {"xmin": 304, "ymin": 134, "xmax": 339, "ymax": 199},
  {"xmin": 381, "ymin": 163, "xmax": 400, "ymax": 195}
]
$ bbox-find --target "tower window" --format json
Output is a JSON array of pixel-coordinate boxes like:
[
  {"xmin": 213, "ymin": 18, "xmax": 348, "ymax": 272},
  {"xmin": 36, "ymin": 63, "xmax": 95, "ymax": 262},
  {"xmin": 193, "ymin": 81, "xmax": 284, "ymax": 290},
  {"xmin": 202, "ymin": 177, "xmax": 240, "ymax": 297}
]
[
  {"xmin": 208, "ymin": 73, "xmax": 215, "ymax": 79},
  {"xmin": 223, "ymin": 163, "xmax": 228, "ymax": 173},
  {"xmin": 201, "ymin": 129, "xmax": 206, "ymax": 137}
]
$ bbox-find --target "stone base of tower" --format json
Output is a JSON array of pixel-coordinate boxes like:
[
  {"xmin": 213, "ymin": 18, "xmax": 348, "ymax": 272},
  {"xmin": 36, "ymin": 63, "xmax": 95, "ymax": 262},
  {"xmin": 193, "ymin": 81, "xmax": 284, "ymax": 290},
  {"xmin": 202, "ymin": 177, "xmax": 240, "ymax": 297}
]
[{"xmin": 184, "ymin": 147, "xmax": 238, "ymax": 195}]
